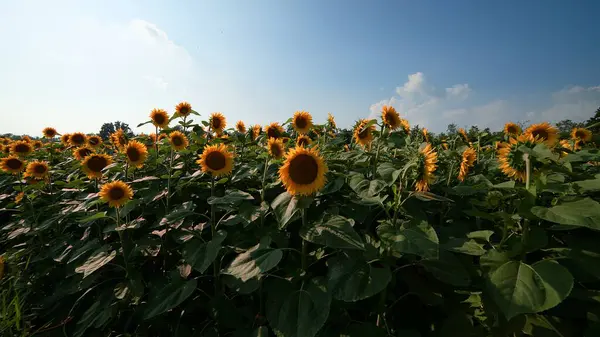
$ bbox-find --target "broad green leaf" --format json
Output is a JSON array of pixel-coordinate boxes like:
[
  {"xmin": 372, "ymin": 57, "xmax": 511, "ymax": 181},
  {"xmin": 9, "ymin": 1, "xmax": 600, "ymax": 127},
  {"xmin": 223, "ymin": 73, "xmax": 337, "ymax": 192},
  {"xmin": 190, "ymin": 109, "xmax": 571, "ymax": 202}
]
[
  {"xmin": 348, "ymin": 173, "xmax": 386, "ymax": 199},
  {"xmin": 480, "ymin": 250, "xmax": 511, "ymax": 273},
  {"xmin": 183, "ymin": 230, "xmax": 227, "ymax": 273},
  {"xmin": 488, "ymin": 260, "xmax": 573, "ymax": 320},
  {"xmin": 420, "ymin": 251, "xmax": 471, "ymax": 286},
  {"xmin": 574, "ymin": 178, "xmax": 600, "ymax": 193},
  {"xmin": 413, "ymin": 191, "xmax": 454, "ymax": 202},
  {"xmin": 271, "ymin": 192, "xmax": 312, "ymax": 229},
  {"xmin": 266, "ymin": 278, "xmax": 331, "ymax": 337},
  {"xmin": 493, "ymin": 180, "xmax": 515, "ymax": 189},
  {"xmin": 74, "ymin": 292, "xmax": 113, "ymax": 337},
  {"xmin": 143, "ymin": 279, "xmax": 198, "ymax": 319},
  {"xmin": 443, "ymin": 238, "xmax": 486, "ymax": 256},
  {"xmin": 327, "ymin": 255, "xmax": 391, "ymax": 302},
  {"xmin": 208, "ymin": 189, "xmax": 254, "ymax": 206},
  {"xmin": 376, "ymin": 162, "xmax": 401, "ymax": 186},
  {"xmin": 377, "ymin": 221, "xmax": 439, "ymax": 259},
  {"xmin": 224, "ymin": 241, "xmax": 283, "ymax": 282},
  {"xmin": 252, "ymin": 326, "xmax": 269, "ymax": 337},
  {"xmin": 300, "ymin": 215, "xmax": 365, "ymax": 250},
  {"xmin": 75, "ymin": 246, "xmax": 116, "ymax": 278},
  {"xmin": 222, "ymin": 275, "xmax": 260, "ymax": 294},
  {"xmin": 318, "ymin": 176, "xmax": 345, "ymax": 196},
  {"xmin": 165, "ymin": 201, "xmax": 196, "ymax": 222},
  {"xmin": 467, "ymin": 230, "xmax": 495, "ymax": 242},
  {"xmin": 531, "ymin": 198, "xmax": 600, "ymax": 230},
  {"xmin": 77, "ymin": 211, "xmax": 107, "ymax": 223}
]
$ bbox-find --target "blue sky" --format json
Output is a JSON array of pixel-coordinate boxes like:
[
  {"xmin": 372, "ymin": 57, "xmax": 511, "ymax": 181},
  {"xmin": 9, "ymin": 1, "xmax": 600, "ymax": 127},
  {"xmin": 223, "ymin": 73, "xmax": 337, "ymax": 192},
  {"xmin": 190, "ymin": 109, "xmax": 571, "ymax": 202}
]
[{"xmin": 1, "ymin": 0, "xmax": 599, "ymax": 135}]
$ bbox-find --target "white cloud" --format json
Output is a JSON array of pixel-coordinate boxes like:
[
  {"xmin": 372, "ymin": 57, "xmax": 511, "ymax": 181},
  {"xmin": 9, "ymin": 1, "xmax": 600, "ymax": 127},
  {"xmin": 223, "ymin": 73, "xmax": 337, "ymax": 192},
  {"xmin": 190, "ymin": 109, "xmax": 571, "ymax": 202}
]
[{"xmin": 370, "ymin": 72, "xmax": 599, "ymax": 132}]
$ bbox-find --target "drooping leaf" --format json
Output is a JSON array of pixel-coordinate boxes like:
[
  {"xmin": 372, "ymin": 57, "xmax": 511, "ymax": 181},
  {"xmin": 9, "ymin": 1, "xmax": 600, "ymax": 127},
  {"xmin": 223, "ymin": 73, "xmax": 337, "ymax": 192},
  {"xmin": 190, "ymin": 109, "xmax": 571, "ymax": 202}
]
[
  {"xmin": 349, "ymin": 173, "xmax": 387, "ymax": 200},
  {"xmin": 300, "ymin": 215, "xmax": 365, "ymax": 250},
  {"xmin": 420, "ymin": 251, "xmax": 471, "ymax": 286},
  {"xmin": 208, "ymin": 189, "xmax": 254, "ymax": 206},
  {"xmin": 376, "ymin": 162, "xmax": 401, "ymax": 186},
  {"xmin": 531, "ymin": 198, "xmax": 600, "ymax": 230},
  {"xmin": 183, "ymin": 230, "xmax": 227, "ymax": 273},
  {"xmin": 271, "ymin": 192, "xmax": 313, "ymax": 229},
  {"xmin": 143, "ymin": 279, "xmax": 198, "ymax": 319},
  {"xmin": 74, "ymin": 245, "xmax": 116, "ymax": 278},
  {"xmin": 327, "ymin": 255, "xmax": 391, "ymax": 302},
  {"xmin": 224, "ymin": 240, "xmax": 283, "ymax": 282},
  {"xmin": 266, "ymin": 278, "xmax": 331, "ymax": 337},
  {"xmin": 377, "ymin": 221, "xmax": 439, "ymax": 259}
]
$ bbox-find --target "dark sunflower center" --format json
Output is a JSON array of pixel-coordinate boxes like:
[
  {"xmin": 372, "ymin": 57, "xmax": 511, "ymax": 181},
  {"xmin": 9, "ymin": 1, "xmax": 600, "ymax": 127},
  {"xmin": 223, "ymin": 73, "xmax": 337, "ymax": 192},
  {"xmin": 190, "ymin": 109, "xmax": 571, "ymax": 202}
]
[
  {"xmin": 212, "ymin": 118, "xmax": 222, "ymax": 130},
  {"xmin": 267, "ymin": 128, "xmax": 280, "ymax": 139},
  {"xmin": 298, "ymin": 138, "xmax": 309, "ymax": 146},
  {"xmin": 532, "ymin": 129, "xmax": 548, "ymax": 140},
  {"xmin": 206, "ymin": 151, "xmax": 226, "ymax": 170},
  {"xmin": 34, "ymin": 164, "xmax": 47, "ymax": 174},
  {"xmin": 109, "ymin": 187, "xmax": 125, "ymax": 200},
  {"xmin": 575, "ymin": 131, "xmax": 586, "ymax": 139},
  {"xmin": 7, "ymin": 158, "xmax": 22, "ymax": 170},
  {"xmin": 15, "ymin": 144, "xmax": 30, "ymax": 153},
  {"xmin": 87, "ymin": 156, "xmax": 108, "ymax": 172},
  {"xmin": 45, "ymin": 129, "xmax": 56, "ymax": 137},
  {"xmin": 34, "ymin": 142, "xmax": 42, "ymax": 149},
  {"xmin": 179, "ymin": 107, "xmax": 190, "ymax": 115},
  {"xmin": 358, "ymin": 126, "xmax": 370, "ymax": 139},
  {"xmin": 385, "ymin": 112, "xmax": 398, "ymax": 126},
  {"xmin": 172, "ymin": 136, "xmax": 183, "ymax": 146},
  {"xmin": 89, "ymin": 137, "xmax": 99, "ymax": 145},
  {"xmin": 154, "ymin": 114, "xmax": 166, "ymax": 125},
  {"xmin": 72, "ymin": 134, "xmax": 85, "ymax": 145},
  {"xmin": 508, "ymin": 126, "xmax": 518, "ymax": 133},
  {"xmin": 295, "ymin": 117, "xmax": 307, "ymax": 129},
  {"xmin": 78, "ymin": 148, "xmax": 92, "ymax": 158},
  {"xmin": 127, "ymin": 148, "xmax": 140, "ymax": 162},
  {"xmin": 289, "ymin": 154, "xmax": 318, "ymax": 185},
  {"xmin": 270, "ymin": 144, "xmax": 282, "ymax": 157}
]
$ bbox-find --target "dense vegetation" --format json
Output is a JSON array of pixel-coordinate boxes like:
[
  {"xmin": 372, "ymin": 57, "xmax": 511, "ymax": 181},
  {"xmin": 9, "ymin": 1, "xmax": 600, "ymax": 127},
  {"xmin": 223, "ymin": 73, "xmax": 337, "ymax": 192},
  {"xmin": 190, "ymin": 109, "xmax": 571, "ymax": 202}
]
[{"xmin": 1, "ymin": 104, "xmax": 600, "ymax": 337}]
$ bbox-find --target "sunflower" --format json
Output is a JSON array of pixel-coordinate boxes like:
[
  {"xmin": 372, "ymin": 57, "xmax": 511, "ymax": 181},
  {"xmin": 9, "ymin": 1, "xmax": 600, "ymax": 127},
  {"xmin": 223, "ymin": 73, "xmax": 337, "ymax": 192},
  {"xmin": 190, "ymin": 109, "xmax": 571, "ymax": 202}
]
[
  {"xmin": 1, "ymin": 138, "xmax": 9, "ymax": 145},
  {"xmin": 441, "ymin": 142, "xmax": 449, "ymax": 150},
  {"xmin": 33, "ymin": 141, "xmax": 43, "ymax": 150},
  {"xmin": 21, "ymin": 136, "xmax": 32, "ymax": 143},
  {"xmin": 524, "ymin": 122, "xmax": 558, "ymax": 147},
  {"xmin": 88, "ymin": 135, "xmax": 102, "ymax": 148},
  {"xmin": 559, "ymin": 140, "xmax": 573, "ymax": 158},
  {"xmin": 169, "ymin": 131, "xmax": 189, "ymax": 151},
  {"xmin": 279, "ymin": 146, "xmax": 328, "ymax": 196},
  {"xmin": 69, "ymin": 132, "xmax": 87, "ymax": 147},
  {"xmin": 10, "ymin": 141, "xmax": 33, "ymax": 157},
  {"xmin": 99, "ymin": 180, "xmax": 134, "ymax": 208},
  {"xmin": 381, "ymin": 106, "xmax": 402, "ymax": 130},
  {"xmin": 414, "ymin": 143, "xmax": 438, "ymax": 192},
  {"xmin": 398, "ymin": 119, "xmax": 410, "ymax": 134},
  {"xmin": 2, "ymin": 145, "xmax": 10, "ymax": 155},
  {"xmin": 264, "ymin": 122, "xmax": 284, "ymax": 140},
  {"xmin": 158, "ymin": 133, "xmax": 167, "ymax": 141},
  {"xmin": 571, "ymin": 128, "xmax": 592, "ymax": 143},
  {"xmin": 327, "ymin": 113, "xmax": 337, "ymax": 129},
  {"xmin": 197, "ymin": 143, "xmax": 234, "ymax": 177},
  {"xmin": 209, "ymin": 112, "xmax": 227, "ymax": 133},
  {"xmin": 497, "ymin": 134, "xmax": 535, "ymax": 182},
  {"xmin": 297, "ymin": 135, "xmax": 312, "ymax": 147},
  {"xmin": 344, "ymin": 144, "xmax": 350, "ymax": 152},
  {"xmin": 150, "ymin": 108, "xmax": 170, "ymax": 129},
  {"xmin": 175, "ymin": 101, "xmax": 192, "ymax": 117},
  {"xmin": 1, "ymin": 156, "xmax": 26, "ymax": 174},
  {"xmin": 25, "ymin": 161, "xmax": 49, "ymax": 180},
  {"xmin": 267, "ymin": 138, "xmax": 285, "ymax": 159},
  {"xmin": 121, "ymin": 140, "xmax": 147, "ymax": 168},
  {"xmin": 110, "ymin": 129, "xmax": 128, "ymax": 149},
  {"xmin": 73, "ymin": 146, "xmax": 94, "ymax": 161},
  {"xmin": 422, "ymin": 128, "xmax": 429, "ymax": 142},
  {"xmin": 236, "ymin": 121, "xmax": 246, "ymax": 133},
  {"xmin": 503, "ymin": 122, "xmax": 521, "ymax": 136},
  {"xmin": 292, "ymin": 111, "xmax": 313, "ymax": 134},
  {"xmin": 251, "ymin": 125, "xmax": 262, "ymax": 141},
  {"xmin": 458, "ymin": 128, "xmax": 469, "ymax": 142},
  {"xmin": 81, "ymin": 154, "xmax": 113, "ymax": 179},
  {"xmin": 42, "ymin": 127, "xmax": 57, "ymax": 138},
  {"xmin": 458, "ymin": 147, "xmax": 477, "ymax": 182},
  {"xmin": 353, "ymin": 119, "xmax": 375, "ymax": 147},
  {"xmin": 60, "ymin": 134, "xmax": 71, "ymax": 145}
]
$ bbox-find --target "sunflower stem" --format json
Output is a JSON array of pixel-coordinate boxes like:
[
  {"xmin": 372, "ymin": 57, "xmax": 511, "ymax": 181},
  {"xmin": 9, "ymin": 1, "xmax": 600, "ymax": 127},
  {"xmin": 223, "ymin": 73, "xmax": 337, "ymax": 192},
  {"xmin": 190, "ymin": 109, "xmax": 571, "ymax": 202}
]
[
  {"xmin": 260, "ymin": 156, "xmax": 269, "ymax": 227},
  {"xmin": 372, "ymin": 124, "xmax": 385, "ymax": 178},
  {"xmin": 116, "ymin": 208, "xmax": 129, "ymax": 278},
  {"xmin": 123, "ymin": 162, "xmax": 129, "ymax": 182},
  {"xmin": 166, "ymin": 147, "xmax": 174, "ymax": 212},
  {"xmin": 155, "ymin": 126, "xmax": 159, "ymax": 169},
  {"xmin": 210, "ymin": 175, "xmax": 219, "ymax": 293},
  {"xmin": 447, "ymin": 161, "xmax": 455, "ymax": 186}
]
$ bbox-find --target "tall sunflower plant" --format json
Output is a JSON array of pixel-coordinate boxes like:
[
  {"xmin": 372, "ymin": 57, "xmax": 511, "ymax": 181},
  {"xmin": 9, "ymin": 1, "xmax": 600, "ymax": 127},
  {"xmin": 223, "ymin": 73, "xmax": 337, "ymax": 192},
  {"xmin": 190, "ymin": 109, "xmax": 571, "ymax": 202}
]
[{"xmin": 2, "ymin": 109, "xmax": 600, "ymax": 337}]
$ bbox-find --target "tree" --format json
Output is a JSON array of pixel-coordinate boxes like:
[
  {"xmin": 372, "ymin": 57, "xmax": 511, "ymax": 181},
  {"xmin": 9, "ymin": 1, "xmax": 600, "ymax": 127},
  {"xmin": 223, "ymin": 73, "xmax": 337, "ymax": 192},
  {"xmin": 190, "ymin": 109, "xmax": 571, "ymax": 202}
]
[
  {"xmin": 586, "ymin": 107, "xmax": 600, "ymax": 134},
  {"xmin": 446, "ymin": 123, "xmax": 457, "ymax": 135},
  {"xmin": 555, "ymin": 119, "xmax": 584, "ymax": 134},
  {"xmin": 99, "ymin": 121, "xmax": 133, "ymax": 140}
]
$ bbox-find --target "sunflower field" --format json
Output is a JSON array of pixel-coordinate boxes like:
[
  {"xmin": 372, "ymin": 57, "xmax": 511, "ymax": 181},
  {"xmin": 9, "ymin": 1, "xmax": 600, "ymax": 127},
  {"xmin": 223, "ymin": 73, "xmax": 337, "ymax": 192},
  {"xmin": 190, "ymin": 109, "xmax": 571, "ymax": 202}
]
[{"xmin": 1, "ymin": 103, "xmax": 600, "ymax": 337}]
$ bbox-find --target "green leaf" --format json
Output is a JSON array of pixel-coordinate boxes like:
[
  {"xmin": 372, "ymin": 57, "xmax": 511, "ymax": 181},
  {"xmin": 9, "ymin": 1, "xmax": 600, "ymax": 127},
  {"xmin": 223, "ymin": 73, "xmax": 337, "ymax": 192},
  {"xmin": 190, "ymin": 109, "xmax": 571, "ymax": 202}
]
[
  {"xmin": 420, "ymin": 251, "xmax": 471, "ymax": 286},
  {"xmin": 166, "ymin": 201, "xmax": 196, "ymax": 222},
  {"xmin": 252, "ymin": 326, "xmax": 269, "ymax": 337},
  {"xmin": 327, "ymin": 255, "xmax": 391, "ymax": 302},
  {"xmin": 74, "ymin": 291, "xmax": 113, "ymax": 337},
  {"xmin": 377, "ymin": 221, "xmax": 439, "ymax": 259},
  {"xmin": 531, "ymin": 198, "xmax": 600, "ymax": 230},
  {"xmin": 467, "ymin": 230, "xmax": 495, "ymax": 242},
  {"xmin": 300, "ymin": 215, "xmax": 365, "ymax": 250},
  {"xmin": 574, "ymin": 177, "xmax": 600, "ymax": 192},
  {"xmin": 208, "ymin": 189, "xmax": 254, "ymax": 206},
  {"xmin": 376, "ymin": 162, "xmax": 401, "ymax": 186},
  {"xmin": 224, "ymin": 240, "xmax": 283, "ymax": 282},
  {"xmin": 487, "ymin": 260, "xmax": 574, "ymax": 320},
  {"xmin": 443, "ymin": 238, "xmax": 486, "ymax": 256},
  {"xmin": 349, "ymin": 173, "xmax": 386, "ymax": 200},
  {"xmin": 143, "ymin": 279, "xmax": 198, "ymax": 320},
  {"xmin": 413, "ymin": 191, "xmax": 454, "ymax": 202},
  {"xmin": 480, "ymin": 250, "xmax": 511, "ymax": 273},
  {"xmin": 77, "ymin": 211, "xmax": 107, "ymax": 223},
  {"xmin": 271, "ymin": 192, "xmax": 312, "ymax": 229},
  {"xmin": 183, "ymin": 230, "xmax": 227, "ymax": 273},
  {"xmin": 266, "ymin": 278, "xmax": 331, "ymax": 337},
  {"xmin": 317, "ymin": 176, "xmax": 345, "ymax": 196},
  {"xmin": 493, "ymin": 180, "xmax": 516, "ymax": 189},
  {"xmin": 74, "ymin": 246, "xmax": 116, "ymax": 278}
]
